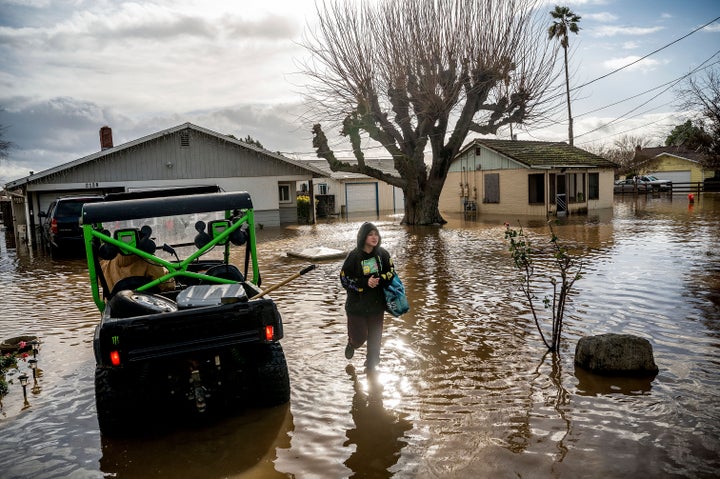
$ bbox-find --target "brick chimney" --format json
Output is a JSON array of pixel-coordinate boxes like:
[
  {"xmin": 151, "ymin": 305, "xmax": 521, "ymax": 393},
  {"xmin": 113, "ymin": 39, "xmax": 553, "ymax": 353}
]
[{"xmin": 99, "ymin": 126, "xmax": 113, "ymax": 150}]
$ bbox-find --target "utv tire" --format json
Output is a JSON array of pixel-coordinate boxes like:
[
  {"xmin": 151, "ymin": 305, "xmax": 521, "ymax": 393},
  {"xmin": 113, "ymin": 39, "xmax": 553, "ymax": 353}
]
[
  {"xmin": 95, "ymin": 367, "xmax": 134, "ymax": 436},
  {"xmin": 108, "ymin": 290, "xmax": 177, "ymax": 318},
  {"xmin": 254, "ymin": 343, "xmax": 290, "ymax": 406}
]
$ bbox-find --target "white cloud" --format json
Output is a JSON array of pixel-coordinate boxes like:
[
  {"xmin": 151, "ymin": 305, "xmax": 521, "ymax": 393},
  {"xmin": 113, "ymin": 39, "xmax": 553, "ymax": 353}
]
[
  {"xmin": 583, "ymin": 12, "xmax": 618, "ymax": 22},
  {"xmin": 621, "ymin": 41, "xmax": 639, "ymax": 50},
  {"xmin": 703, "ymin": 23, "xmax": 720, "ymax": 33},
  {"xmin": 0, "ymin": 95, "xmax": 316, "ymax": 184},
  {"xmin": 593, "ymin": 25, "xmax": 664, "ymax": 37},
  {"xmin": 602, "ymin": 56, "xmax": 664, "ymax": 72}
]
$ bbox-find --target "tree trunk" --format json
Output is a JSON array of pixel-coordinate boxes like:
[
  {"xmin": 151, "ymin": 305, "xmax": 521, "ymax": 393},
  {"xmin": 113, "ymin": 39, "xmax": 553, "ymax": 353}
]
[
  {"xmin": 401, "ymin": 178, "xmax": 447, "ymax": 225},
  {"xmin": 563, "ymin": 44, "xmax": 574, "ymax": 147}
]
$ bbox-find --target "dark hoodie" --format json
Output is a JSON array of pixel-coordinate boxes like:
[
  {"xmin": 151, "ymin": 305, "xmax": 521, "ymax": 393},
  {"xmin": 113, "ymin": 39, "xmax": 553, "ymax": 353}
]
[{"xmin": 340, "ymin": 222, "xmax": 395, "ymax": 315}]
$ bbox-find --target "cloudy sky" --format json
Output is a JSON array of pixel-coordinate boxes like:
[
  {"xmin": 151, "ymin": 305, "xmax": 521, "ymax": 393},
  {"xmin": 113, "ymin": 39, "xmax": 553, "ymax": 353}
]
[{"xmin": 1, "ymin": 0, "xmax": 719, "ymax": 184}]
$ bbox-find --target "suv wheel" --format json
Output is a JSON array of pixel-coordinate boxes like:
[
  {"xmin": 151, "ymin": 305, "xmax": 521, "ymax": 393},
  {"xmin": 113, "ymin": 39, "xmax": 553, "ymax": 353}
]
[
  {"xmin": 95, "ymin": 367, "xmax": 134, "ymax": 436},
  {"xmin": 253, "ymin": 343, "xmax": 290, "ymax": 406}
]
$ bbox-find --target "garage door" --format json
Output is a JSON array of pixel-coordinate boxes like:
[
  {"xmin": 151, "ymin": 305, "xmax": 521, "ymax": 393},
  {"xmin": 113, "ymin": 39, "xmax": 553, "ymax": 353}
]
[
  {"xmin": 649, "ymin": 170, "xmax": 690, "ymax": 185},
  {"xmin": 346, "ymin": 183, "xmax": 378, "ymax": 215}
]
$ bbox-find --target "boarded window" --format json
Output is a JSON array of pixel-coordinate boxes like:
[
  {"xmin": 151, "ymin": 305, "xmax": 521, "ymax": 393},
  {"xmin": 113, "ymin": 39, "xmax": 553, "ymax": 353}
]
[
  {"xmin": 484, "ymin": 173, "xmax": 499, "ymax": 203},
  {"xmin": 588, "ymin": 173, "xmax": 599, "ymax": 200},
  {"xmin": 528, "ymin": 173, "xmax": 545, "ymax": 204}
]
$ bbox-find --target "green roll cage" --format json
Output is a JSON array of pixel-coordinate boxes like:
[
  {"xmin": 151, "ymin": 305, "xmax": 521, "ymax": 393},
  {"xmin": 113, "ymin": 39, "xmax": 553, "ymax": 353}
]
[{"xmin": 81, "ymin": 190, "xmax": 261, "ymax": 313}]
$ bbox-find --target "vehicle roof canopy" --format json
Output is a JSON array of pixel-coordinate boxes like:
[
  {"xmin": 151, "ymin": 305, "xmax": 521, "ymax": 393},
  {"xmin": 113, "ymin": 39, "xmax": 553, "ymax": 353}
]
[{"xmin": 82, "ymin": 191, "xmax": 253, "ymax": 224}]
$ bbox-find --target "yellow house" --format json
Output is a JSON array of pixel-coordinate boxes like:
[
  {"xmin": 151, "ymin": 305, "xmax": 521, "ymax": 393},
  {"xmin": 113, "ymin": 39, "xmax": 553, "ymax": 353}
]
[
  {"xmin": 439, "ymin": 139, "xmax": 616, "ymax": 217},
  {"xmin": 633, "ymin": 146, "xmax": 717, "ymax": 185}
]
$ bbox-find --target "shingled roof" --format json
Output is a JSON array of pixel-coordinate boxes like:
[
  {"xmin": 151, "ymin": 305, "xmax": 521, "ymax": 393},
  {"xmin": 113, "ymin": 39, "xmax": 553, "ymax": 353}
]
[
  {"xmin": 633, "ymin": 145, "xmax": 710, "ymax": 164},
  {"xmin": 466, "ymin": 139, "xmax": 617, "ymax": 169}
]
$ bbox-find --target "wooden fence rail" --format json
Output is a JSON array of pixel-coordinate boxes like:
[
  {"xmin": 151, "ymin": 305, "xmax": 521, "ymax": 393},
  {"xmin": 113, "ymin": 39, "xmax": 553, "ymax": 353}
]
[{"xmin": 668, "ymin": 182, "xmax": 704, "ymax": 194}]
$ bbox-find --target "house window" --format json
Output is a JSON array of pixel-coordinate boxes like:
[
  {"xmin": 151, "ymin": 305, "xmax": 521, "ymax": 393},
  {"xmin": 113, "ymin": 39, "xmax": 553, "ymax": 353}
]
[
  {"xmin": 588, "ymin": 173, "xmax": 599, "ymax": 200},
  {"xmin": 475, "ymin": 146, "xmax": 482, "ymax": 156},
  {"xmin": 318, "ymin": 183, "xmax": 328, "ymax": 195},
  {"xmin": 180, "ymin": 131, "xmax": 190, "ymax": 147},
  {"xmin": 528, "ymin": 173, "xmax": 545, "ymax": 204},
  {"xmin": 483, "ymin": 173, "xmax": 499, "ymax": 203},
  {"xmin": 278, "ymin": 184, "xmax": 292, "ymax": 203}
]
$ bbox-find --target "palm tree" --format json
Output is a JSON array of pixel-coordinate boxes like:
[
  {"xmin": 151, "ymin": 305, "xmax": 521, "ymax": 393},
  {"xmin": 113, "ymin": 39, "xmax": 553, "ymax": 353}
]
[{"xmin": 548, "ymin": 6, "xmax": 581, "ymax": 146}]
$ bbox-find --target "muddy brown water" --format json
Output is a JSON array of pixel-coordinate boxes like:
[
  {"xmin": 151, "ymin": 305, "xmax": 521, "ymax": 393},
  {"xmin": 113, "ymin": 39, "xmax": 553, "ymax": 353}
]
[{"xmin": 0, "ymin": 195, "xmax": 718, "ymax": 478}]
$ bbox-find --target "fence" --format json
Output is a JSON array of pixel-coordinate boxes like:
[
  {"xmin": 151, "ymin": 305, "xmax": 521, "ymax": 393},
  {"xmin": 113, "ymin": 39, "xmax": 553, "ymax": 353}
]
[{"xmin": 667, "ymin": 182, "xmax": 705, "ymax": 194}]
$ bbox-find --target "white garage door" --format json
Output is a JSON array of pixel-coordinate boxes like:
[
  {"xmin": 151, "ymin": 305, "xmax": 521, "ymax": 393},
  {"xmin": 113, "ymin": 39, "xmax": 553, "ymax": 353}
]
[
  {"xmin": 649, "ymin": 170, "xmax": 690, "ymax": 185},
  {"xmin": 346, "ymin": 183, "xmax": 378, "ymax": 215}
]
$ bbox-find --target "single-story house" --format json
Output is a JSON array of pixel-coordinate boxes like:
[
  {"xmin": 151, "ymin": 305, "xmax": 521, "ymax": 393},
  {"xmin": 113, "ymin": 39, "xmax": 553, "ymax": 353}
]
[
  {"xmin": 632, "ymin": 145, "xmax": 718, "ymax": 185},
  {"xmin": 439, "ymin": 139, "xmax": 617, "ymax": 217},
  {"xmin": 3, "ymin": 122, "xmax": 326, "ymax": 248},
  {"xmin": 299, "ymin": 159, "xmax": 404, "ymax": 218}
]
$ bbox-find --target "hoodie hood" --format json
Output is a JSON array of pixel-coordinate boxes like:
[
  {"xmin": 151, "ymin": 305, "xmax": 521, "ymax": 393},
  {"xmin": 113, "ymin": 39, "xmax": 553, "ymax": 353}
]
[{"xmin": 356, "ymin": 222, "xmax": 381, "ymax": 251}]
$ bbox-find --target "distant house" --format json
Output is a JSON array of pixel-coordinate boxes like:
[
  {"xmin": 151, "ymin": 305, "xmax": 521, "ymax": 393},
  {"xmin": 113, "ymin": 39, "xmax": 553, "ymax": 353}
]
[
  {"xmin": 300, "ymin": 159, "xmax": 404, "ymax": 218},
  {"xmin": 632, "ymin": 145, "xmax": 718, "ymax": 185},
  {"xmin": 439, "ymin": 139, "xmax": 617, "ymax": 217},
  {"xmin": 3, "ymin": 122, "xmax": 325, "ymax": 248}
]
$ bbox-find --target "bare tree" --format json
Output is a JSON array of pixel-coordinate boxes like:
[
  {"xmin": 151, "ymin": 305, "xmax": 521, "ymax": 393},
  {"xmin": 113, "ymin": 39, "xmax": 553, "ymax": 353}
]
[
  {"xmin": 302, "ymin": 0, "xmax": 562, "ymax": 225},
  {"xmin": 0, "ymin": 124, "xmax": 13, "ymax": 162},
  {"xmin": 586, "ymin": 134, "xmax": 655, "ymax": 177},
  {"xmin": 677, "ymin": 67, "xmax": 720, "ymax": 167},
  {"xmin": 614, "ymin": 134, "xmax": 654, "ymax": 176}
]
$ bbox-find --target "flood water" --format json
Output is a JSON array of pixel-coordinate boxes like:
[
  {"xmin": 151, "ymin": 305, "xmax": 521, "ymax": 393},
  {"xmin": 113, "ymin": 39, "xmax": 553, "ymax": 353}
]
[{"xmin": 0, "ymin": 194, "xmax": 718, "ymax": 479}]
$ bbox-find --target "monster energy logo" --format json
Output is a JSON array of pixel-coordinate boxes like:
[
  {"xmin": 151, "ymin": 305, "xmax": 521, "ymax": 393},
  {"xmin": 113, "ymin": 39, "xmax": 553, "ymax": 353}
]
[{"xmin": 111, "ymin": 335, "xmax": 120, "ymax": 345}]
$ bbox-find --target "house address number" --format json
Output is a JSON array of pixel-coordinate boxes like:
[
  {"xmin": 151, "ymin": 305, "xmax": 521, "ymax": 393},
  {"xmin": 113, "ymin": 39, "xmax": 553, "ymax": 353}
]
[{"xmin": 85, "ymin": 182, "xmax": 99, "ymax": 188}]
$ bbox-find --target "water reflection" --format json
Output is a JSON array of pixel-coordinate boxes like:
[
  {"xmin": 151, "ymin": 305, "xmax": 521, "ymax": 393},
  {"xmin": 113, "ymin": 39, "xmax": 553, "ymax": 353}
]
[
  {"xmin": 0, "ymin": 196, "xmax": 719, "ymax": 478},
  {"xmin": 574, "ymin": 366, "xmax": 654, "ymax": 396},
  {"xmin": 99, "ymin": 405, "xmax": 293, "ymax": 478},
  {"xmin": 343, "ymin": 365, "xmax": 412, "ymax": 478}
]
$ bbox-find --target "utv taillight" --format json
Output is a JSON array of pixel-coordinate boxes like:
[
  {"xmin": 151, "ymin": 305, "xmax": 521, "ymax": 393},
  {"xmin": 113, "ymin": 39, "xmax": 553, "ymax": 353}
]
[
  {"xmin": 110, "ymin": 350, "xmax": 121, "ymax": 366},
  {"xmin": 50, "ymin": 218, "xmax": 58, "ymax": 234},
  {"xmin": 265, "ymin": 325, "xmax": 274, "ymax": 341}
]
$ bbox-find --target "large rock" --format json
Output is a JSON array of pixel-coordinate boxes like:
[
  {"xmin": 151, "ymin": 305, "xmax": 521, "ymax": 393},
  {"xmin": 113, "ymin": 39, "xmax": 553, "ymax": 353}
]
[{"xmin": 574, "ymin": 333, "xmax": 658, "ymax": 376}]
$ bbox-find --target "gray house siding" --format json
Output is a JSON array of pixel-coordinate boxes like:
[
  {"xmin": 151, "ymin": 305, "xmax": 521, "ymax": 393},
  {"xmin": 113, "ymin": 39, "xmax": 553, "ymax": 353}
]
[
  {"xmin": 29, "ymin": 130, "xmax": 310, "ymax": 185},
  {"xmin": 5, "ymin": 123, "xmax": 324, "ymax": 248},
  {"xmin": 279, "ymin": 204, "xmax": 298, "ymax": 224}
]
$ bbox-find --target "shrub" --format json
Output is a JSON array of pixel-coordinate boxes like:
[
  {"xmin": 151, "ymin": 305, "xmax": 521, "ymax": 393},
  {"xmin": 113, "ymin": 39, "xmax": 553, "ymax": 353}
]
[
  {"xmin": 297, "ymin": 195, "xmax": 313, "ymax": 223},
  {"xmin": 504, "ymin": 221, "xmax": 584, "ymax": 353}
]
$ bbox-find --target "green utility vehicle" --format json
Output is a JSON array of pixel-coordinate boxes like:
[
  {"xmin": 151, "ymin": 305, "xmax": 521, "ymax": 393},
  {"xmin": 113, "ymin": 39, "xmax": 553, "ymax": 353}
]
[{"xmin": 81, "ymin": 187, "xmax": 294, "ymax": 435}]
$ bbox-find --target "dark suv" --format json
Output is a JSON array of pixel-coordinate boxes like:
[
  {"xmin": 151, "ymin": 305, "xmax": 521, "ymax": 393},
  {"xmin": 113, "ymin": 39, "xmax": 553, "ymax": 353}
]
[{"xmin": 40, "ymin": 195, "xmax": 104, "ymax": 258}]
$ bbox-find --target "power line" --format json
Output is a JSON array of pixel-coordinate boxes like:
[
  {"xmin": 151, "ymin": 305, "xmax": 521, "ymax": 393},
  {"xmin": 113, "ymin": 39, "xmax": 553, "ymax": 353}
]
[
  {"xmin": 575, "ymin": 113, "xmax": 680, "ymax": 147},
  {"xmin": 574, "ymin": 49, "xmax": 720, "ymax": 140},
  {"xmin": 572, "ymin": 15, "xmax": 720, "ymax": 92},
  {"xmin": 576, "ymin": 57, "xmax": 720, "ymax": 118},
  {"xmin": 282, "ymin": 16, "xmax": 720, "ymax": 157}
]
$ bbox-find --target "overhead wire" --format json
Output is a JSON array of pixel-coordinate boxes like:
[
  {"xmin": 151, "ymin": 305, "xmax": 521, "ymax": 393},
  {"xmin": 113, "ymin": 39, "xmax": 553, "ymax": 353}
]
[
  {"xmin": 281, "ymin": 14, "xmax": 720, "ymax": 157},
  {"xmin": 572, "ymin": 15, "xmax": 720, "ymax": 92},
  {"xmin": 576, "ymin": 57, "xmax": 720, "ymax": 118},
  {"xmin": 574, "ymin": 49, "xmax": 720, "ymax": 140}
]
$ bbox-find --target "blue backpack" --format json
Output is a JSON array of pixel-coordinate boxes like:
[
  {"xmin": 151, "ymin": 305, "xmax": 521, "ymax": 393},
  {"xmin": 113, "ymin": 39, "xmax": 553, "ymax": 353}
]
[{"xmin": 383, "ymin": 274, "xmax": 409, "ymax": 317}]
